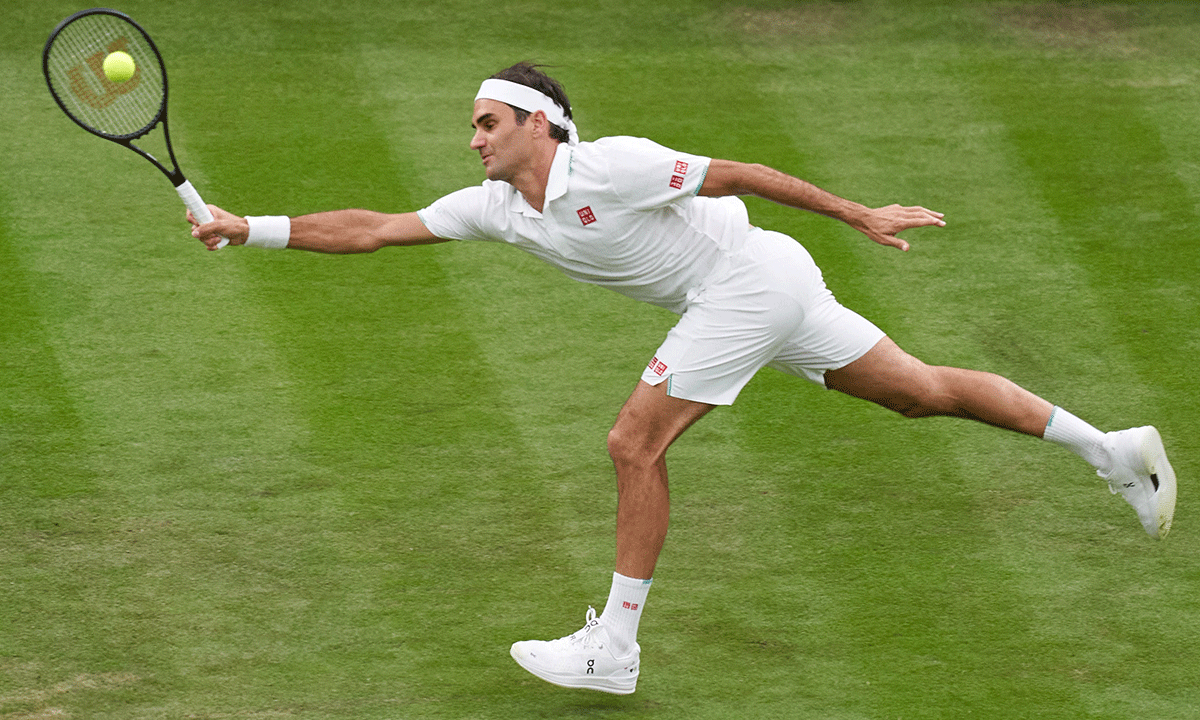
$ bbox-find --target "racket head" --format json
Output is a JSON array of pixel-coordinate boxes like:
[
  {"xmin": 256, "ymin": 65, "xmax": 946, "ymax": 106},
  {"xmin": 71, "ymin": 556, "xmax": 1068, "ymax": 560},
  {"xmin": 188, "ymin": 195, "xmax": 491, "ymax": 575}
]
[{"xmin": 43, "ymin": 8, "xmax": 168, "ymax": 142}]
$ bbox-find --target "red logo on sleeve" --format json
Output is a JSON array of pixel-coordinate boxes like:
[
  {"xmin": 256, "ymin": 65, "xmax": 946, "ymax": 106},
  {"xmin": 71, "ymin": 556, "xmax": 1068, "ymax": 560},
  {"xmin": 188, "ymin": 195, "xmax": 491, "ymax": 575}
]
[
  {"xmin": 674, "ymin": 160, "xmax": 689, "ymax": 174},
  {"xmin": 669, "ymin": 175, "xmax": 684, "ymax": 189},
  {"xmin": 577, "ymin": 206, "xmax": 597, "ymax": 225}
]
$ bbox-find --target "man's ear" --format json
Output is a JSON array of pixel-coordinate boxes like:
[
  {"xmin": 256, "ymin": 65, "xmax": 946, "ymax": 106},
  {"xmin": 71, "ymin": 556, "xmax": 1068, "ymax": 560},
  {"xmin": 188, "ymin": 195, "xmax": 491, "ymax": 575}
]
[{"xmin": 530, "ymin": 109, "xmax": 550, "ymax": 137}]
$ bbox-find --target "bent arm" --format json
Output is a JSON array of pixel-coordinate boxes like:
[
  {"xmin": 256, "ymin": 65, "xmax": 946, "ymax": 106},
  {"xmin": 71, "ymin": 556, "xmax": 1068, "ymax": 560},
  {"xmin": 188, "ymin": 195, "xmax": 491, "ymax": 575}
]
[
  {"xmin": 189, "ymin": 206, "xmax": 447, "ymax": 253},
  {"xmin": 698, "ymin": 159, "xmax": 944, "ymax": 251}
]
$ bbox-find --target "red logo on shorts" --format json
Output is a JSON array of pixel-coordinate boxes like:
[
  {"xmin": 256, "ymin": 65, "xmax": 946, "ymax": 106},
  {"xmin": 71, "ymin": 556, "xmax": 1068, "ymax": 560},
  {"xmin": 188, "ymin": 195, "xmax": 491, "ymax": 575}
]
[
  {"xmin": 648, "ymin": 356, "xmax": 668, "ymax": 376},
  {"xmin": 674, "ymin": 160, "xmax": 689, "ymax": 174},
  {"xmin": 577, "ymin": 206, "xmax": 597, "ymax": 225},
  {"xmin": 669, "ymin": 175, "xmax": 684, "ymax": 189}
]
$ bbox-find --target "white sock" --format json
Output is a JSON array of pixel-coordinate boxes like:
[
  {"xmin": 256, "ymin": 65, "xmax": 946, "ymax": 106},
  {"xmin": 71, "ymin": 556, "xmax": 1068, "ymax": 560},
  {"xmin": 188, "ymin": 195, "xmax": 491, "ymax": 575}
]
[
  {"xmin": 599, "ymin": 572, "xmax": 651, "ymax": 657},
  {"xmin": 1043, "ymin": 406, "xmax": 1111, "ymax": 473}
]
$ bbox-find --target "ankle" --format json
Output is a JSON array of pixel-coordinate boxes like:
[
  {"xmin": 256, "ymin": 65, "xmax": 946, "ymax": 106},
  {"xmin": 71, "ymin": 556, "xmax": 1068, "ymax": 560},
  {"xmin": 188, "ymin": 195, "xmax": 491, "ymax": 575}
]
[{"xmin": 599, "ymin": 572, "xmax": 651, "ymax": 656}]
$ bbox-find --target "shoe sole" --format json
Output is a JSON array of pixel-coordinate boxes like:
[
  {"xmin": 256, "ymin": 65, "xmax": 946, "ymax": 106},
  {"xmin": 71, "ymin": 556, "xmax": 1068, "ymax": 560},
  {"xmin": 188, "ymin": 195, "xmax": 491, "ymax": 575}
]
[
  {"xmin": 1139, "ymin": 426, "xmax": 1177, "ymax": 539},
  {"xmin": 509, "ymin": 645, "xmax": 638, "ymax": 695}
]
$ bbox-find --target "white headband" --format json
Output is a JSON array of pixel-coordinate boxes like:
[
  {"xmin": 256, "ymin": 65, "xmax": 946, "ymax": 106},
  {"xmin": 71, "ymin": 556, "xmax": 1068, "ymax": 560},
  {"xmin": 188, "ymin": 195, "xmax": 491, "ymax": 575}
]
[{"xmin": 475, "ymin": 78, "xmax": 579, "ymax": 145}]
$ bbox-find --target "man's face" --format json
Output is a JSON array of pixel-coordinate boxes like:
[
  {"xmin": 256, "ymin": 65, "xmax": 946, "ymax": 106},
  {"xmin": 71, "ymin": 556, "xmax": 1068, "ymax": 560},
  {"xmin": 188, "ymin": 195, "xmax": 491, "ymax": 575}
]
[{"xmin": 470, "ymin": 99, "xmax": 535, "ymax": 183}]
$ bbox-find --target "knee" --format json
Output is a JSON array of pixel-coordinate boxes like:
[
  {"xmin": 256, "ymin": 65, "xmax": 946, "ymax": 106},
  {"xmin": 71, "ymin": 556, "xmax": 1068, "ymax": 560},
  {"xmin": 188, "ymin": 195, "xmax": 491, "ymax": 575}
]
[
  {"xmin": 607, "ymin": 422, "xmax": 658, "ymax": 469},
  {"xmin": 891, "ymin": 369, "xmax": 957, "ymax": 419}
]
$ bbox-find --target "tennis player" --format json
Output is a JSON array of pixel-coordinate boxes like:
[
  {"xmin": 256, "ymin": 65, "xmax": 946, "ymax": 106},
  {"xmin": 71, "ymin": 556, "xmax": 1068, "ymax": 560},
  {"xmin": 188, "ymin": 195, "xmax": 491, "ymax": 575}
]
[{"xmin": 190, "ymin": 62, "xmax": 1176, "ymax": 695}]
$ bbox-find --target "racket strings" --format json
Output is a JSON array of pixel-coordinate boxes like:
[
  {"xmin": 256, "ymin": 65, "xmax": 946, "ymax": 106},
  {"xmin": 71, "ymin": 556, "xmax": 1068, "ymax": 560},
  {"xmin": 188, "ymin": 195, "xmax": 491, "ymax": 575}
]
[{"xmin": 46, "ymin": 14, "xmax": 165, "ymax": 138}]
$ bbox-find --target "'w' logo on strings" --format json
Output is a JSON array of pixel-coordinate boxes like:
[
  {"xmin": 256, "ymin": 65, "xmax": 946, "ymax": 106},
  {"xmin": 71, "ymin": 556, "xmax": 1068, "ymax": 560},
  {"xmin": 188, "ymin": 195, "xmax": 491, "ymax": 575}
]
[{"xmin": 67, "ymin": 37, "xmax": 142, "ymax": 110}]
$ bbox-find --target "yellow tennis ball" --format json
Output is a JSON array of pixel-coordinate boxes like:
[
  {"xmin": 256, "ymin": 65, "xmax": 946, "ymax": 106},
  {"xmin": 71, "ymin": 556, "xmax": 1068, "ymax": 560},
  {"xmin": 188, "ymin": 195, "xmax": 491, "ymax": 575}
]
[{"xmin": 102, "ymin": 51, "xmax": 135, "ymax": 83}]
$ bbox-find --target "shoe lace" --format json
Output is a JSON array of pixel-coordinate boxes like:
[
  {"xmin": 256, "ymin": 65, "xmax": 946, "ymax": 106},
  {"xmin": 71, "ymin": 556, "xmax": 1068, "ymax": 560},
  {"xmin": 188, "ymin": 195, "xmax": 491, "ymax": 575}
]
[{"xmin": 567, "ymin": 606, "xmax": 605, "ymax": 649}]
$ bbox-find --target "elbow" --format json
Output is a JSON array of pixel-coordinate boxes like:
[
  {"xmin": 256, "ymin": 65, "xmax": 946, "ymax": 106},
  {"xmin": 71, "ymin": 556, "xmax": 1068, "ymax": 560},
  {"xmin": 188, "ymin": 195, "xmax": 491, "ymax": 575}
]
[{"xmin": 348, "ymin": 232, "xmax": 385, "ymax": 254}]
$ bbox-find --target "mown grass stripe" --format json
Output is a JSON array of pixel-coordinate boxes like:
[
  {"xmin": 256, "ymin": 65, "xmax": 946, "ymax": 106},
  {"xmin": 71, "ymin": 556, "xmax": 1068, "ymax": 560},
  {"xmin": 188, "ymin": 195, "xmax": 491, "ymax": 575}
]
[{"xmin": 0, "ymin": 209, "xmax": 94, "ymax": 499}]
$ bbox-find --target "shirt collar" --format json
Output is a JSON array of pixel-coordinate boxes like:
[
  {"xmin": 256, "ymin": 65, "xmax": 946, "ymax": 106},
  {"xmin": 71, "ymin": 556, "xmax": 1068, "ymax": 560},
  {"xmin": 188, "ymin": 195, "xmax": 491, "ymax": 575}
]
[{"xmin": 545, "ymin": 141, "xmax": 572, "ymax": 205}]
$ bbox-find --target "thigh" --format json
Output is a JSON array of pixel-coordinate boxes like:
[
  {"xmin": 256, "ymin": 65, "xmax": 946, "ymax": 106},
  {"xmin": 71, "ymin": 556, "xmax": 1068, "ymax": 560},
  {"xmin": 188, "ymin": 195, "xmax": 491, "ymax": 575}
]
[
  {"xmin": 822, "ymin": 336, "xmax": 930, "ymax": 403},
  {"xmin": 612, "ymin": 380, "xmax": 716, "ymax": 457}
]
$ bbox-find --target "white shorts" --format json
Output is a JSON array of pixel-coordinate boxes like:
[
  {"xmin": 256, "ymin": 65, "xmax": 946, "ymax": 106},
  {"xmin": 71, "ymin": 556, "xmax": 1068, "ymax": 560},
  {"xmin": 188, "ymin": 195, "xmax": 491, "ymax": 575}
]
[{"xmin": 640, "ymin": 229, "xmax": 885, "ymax": 405}]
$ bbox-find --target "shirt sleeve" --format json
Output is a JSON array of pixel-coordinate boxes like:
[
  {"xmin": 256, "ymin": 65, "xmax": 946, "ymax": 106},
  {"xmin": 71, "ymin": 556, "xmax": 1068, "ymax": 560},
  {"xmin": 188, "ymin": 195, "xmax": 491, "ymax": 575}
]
[
  {"xmin": 600, "ymin": 136, "xmax": 712, "ymax": 212},
  {"xmin": 416, "ymin": 186, "xmax": 496, "ymax": 242}
]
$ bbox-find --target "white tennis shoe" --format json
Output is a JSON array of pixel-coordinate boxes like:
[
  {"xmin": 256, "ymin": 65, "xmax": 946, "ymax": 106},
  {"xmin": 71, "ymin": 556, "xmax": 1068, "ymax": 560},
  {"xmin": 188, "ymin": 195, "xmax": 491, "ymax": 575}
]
[
  {"xmin": 1100, "ymin": 426, "xmax": 1176, "ymax": 539},
  {"xmin": 510, "ymin": 607, "xmax": 640, "ymax": 695}
]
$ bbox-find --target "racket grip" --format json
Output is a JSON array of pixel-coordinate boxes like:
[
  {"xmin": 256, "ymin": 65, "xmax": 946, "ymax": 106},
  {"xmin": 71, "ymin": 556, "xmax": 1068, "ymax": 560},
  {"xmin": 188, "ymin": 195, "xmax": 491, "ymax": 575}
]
[{"xmin": 176, "ymin": 180, "xmax": 229, "ymax": 249}]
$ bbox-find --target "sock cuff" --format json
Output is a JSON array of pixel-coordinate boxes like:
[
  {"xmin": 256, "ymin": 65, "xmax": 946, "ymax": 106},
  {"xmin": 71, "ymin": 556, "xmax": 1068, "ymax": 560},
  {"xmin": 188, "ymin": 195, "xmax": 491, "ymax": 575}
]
[
  {"xmin": 1044, "ymin": 407, "xmax": 1101, "ymax": 443},
  {"xmin": 613, "ymin": 571, "xmax": 652, "ymax": 589}
]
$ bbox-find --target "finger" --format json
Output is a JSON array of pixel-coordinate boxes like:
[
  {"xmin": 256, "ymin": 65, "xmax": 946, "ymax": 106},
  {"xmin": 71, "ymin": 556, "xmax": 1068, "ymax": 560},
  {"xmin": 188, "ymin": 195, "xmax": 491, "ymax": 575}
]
[
  {"xmin": 896, "ymin": 205, "xmax": 940, "ymax": 217},
  {"xmin": 191, "ymin": 220, "xmax": 226, "ymax": 242},
  {"xmin": 874, "ymin": 233, "xmax": 910, "ymax": 252},
  {"xmin": 899, "ymin": 210, "xmax": 945, "ymax": 229},
  {"xmin": 911, "ymin": 206, "xmax": 946, "ymax": 225},
  {"xmin": 878, "ymin": 206, "xmax": 944, "ymax": 231}
]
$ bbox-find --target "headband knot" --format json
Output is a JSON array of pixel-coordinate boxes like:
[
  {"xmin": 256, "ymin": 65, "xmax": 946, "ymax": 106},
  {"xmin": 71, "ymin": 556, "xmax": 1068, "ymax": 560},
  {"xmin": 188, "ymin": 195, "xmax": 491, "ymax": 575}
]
[{"xmin": 476, "ymin": 78, "xmax": 579, "ymax": 145}]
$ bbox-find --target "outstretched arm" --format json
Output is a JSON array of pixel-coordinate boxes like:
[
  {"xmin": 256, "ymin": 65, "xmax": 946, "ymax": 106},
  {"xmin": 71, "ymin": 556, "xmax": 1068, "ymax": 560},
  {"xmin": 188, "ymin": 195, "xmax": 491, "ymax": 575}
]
[
  {"xmin": 189, "ymin": 205, "xmax": 447, "ymax": 253},
  {"xmin": 699, "ymin": 159, "xmax": 944, "ymax": 251}
]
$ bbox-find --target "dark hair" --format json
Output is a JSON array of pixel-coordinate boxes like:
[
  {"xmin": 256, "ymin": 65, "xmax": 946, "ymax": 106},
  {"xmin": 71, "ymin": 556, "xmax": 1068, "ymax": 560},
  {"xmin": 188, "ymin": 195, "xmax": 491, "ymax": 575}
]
[{"xmin": 488, "ymin": 62, "xmax": 572, "ymax": 143}]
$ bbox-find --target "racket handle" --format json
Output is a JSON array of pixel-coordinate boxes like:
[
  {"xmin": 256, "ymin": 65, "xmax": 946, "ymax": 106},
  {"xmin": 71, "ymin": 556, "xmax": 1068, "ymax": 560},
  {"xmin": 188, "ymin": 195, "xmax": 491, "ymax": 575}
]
[{"xmin": 176, "ymin": 180, "xmax": 229, "ymax": 249}]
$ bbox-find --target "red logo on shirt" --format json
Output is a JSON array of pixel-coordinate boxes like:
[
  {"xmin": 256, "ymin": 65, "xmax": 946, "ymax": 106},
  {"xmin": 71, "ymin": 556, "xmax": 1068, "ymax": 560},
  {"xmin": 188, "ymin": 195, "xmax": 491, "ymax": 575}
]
[
  {"xmin": 674, "ymin": 160, "xmax": 689, "ymax": 174},
  {"xmin": 648, "ymin": 356, "xmax": 667, "ymax": 376},
  {"xmin": 577, "ymin": 206, "xmax": 597, "ymax": 225},
  {"xmin": 670, "ymin": 175, "xmax": 684, "ymax": 189}
]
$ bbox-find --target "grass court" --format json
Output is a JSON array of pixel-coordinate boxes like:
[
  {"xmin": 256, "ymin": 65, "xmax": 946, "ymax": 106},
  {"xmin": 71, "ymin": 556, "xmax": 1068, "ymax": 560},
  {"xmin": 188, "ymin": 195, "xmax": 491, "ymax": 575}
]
[{"xmin": 2, "ymin": 1, "xmax": 1199, "ymax": 717}]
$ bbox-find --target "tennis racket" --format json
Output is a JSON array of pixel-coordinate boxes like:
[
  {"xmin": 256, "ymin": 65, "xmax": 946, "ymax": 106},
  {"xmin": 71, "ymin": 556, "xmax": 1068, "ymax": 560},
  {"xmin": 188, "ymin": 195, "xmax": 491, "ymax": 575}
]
[{"xmin": 43, "ymin": 8, "xmax": 227, "ymax": 248}]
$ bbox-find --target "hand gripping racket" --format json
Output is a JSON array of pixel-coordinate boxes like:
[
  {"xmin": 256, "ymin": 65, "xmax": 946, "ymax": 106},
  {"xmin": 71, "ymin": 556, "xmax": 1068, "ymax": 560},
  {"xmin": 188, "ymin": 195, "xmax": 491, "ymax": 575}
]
[{"xmin": 43, "ymin": 8, "xmax": 227, "ymax": 248}]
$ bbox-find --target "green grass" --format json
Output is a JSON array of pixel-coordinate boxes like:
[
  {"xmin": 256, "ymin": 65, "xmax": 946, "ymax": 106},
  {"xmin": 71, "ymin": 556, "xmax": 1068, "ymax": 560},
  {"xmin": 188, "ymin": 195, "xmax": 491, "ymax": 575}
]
[{"xmin": 3, "ymin": 1, "xmax": 1200, "ymax": 717}]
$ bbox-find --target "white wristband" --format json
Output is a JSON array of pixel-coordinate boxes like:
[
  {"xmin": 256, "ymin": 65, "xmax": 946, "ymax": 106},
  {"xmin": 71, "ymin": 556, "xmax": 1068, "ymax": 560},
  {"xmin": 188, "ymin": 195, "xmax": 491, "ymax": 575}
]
[{"xmin": 244, "ymin": 215, "xmax": 290, "ymax": 249}]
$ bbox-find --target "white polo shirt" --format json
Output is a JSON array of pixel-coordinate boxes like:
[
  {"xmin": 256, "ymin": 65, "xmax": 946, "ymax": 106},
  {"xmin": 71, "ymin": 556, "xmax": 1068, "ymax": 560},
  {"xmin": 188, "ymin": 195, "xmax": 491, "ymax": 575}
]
[{"xmin": 417, "ymin": 136, "xmax": 751, "ymax": 314}]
